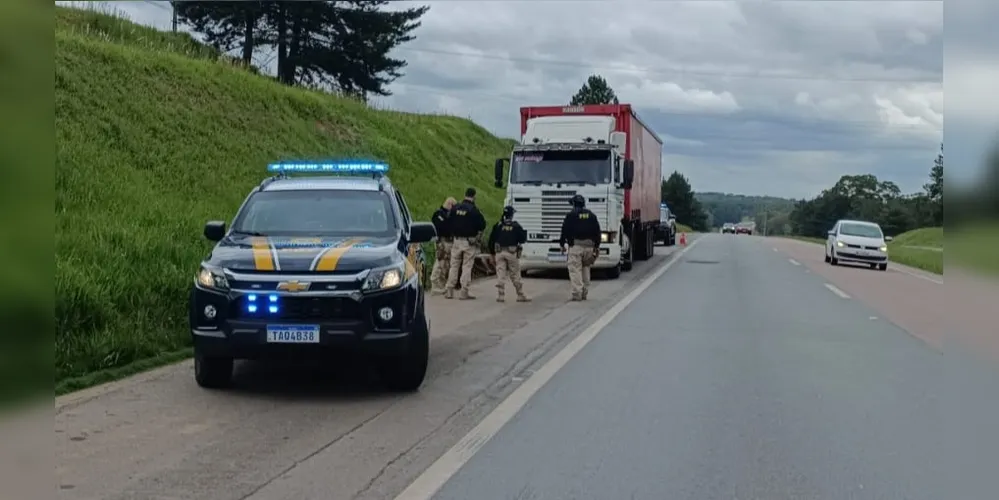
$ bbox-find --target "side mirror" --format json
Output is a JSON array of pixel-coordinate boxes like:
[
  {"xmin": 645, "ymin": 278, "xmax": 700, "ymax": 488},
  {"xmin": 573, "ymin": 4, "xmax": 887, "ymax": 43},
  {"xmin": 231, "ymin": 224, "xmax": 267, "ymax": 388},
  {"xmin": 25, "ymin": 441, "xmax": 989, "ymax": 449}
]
[
  {"xmin": 204, "ymin": 221, "xmax": 226, "ymax": 241},
  {"xmin": 669, "ymin": 215, "xmax": 676, "ymax": 221},
  {"xmin": 410, "ymin": 222, "xmax": 437, "ymax": 244},
  {"xmin": 494, "ymin": 158, "xmax": 506, "ymax": 188},
  {"xmin": 827, "ymin": 230, "xmax": 835, "ymax": 237},
  {"xmin": 623, "ymin": 159, "xmax": 635, "ymax": 189},
  {"xmin": 884, "ymin": 235, "xmax": 893, "ymax": 242}
]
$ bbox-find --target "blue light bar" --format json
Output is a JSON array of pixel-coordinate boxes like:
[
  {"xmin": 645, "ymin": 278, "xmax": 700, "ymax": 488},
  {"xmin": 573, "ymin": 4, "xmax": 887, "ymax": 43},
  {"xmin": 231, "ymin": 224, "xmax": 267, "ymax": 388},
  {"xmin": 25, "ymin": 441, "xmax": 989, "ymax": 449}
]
[{"xmin": 267, "ymin": 160, "xmax": 389, "ymax": 174}]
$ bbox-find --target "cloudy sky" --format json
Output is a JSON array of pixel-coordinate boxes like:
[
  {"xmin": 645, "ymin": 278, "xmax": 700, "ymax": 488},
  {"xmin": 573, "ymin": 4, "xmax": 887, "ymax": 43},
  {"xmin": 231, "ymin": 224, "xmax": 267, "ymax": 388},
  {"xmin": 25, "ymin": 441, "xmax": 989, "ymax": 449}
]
[{"xmin": 61, "ymin": 0, "xmax": 963, "ymax": 199}]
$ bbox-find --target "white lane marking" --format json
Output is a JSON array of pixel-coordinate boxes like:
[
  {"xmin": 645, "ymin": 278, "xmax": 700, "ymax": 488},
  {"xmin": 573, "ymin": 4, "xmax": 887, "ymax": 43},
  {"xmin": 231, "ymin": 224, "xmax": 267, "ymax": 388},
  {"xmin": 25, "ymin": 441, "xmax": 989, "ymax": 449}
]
[
  {"xmin": 394, "ymin": 239, "xmax": 704, "ymax": 500},
  {"xmin": 891, "ymin": 265, "xmax": 943, "ymax": 285},
  {"xmin": 772, "ymin": 247, "xmax": 778, "ymax": 252},
  {"xmin": 788, "ymin": 258, "xmax": 801, "ymax": 266},
  {"xmin": 824, "ymin": 283, "xmax": 851, "ymax": 299}
]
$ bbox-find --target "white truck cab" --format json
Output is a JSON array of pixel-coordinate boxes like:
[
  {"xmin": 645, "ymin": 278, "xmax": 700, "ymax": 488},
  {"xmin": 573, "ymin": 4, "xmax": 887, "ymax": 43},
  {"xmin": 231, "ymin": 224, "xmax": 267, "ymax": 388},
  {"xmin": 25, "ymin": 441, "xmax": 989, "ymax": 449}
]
[{"xmin": 493, "ymin": 114, "xmax": 634, "ymax": 278}]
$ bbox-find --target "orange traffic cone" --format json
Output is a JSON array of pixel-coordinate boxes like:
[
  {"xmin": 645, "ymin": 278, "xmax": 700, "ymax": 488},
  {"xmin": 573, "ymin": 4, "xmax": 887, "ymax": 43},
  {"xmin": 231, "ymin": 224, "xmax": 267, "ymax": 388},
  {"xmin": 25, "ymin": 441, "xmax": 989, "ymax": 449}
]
[{"xmin": 679, "ymin": 232, "xmax": 687, "ymax": 246}]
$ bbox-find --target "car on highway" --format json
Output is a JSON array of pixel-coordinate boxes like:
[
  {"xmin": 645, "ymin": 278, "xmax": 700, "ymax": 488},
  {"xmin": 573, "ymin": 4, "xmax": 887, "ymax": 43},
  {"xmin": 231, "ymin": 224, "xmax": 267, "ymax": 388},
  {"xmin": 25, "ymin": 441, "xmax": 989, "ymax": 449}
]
[
  {"xmin": 655, "ymin": 202, "xmax": 677, "ymax": 246},
  {"xmin": 189, "ymin": 160, "xmax": 437, "ymax": 391},
  {"xmin": 824, "ymin": 219, "xmax": 892, "ymax": 271},
  {"xmin": 735, "ymin": 222, "xmax": 753, "ymax": 235},
  {"xmin": 721, "ymin": 223, "xmax": 736, "ymax": 234}
]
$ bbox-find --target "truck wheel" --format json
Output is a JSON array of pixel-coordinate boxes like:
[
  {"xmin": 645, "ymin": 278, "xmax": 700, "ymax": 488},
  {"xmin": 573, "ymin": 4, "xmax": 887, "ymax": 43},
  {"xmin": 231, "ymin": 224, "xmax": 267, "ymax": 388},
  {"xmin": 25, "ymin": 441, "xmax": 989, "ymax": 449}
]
[
  {"xmin": 379, "ymin": 307, "xmax": 429, "ymax": 392},
  {"xmin": 605, "ymin": 264, "xmax": 622, "ymax": 279},
  {"xmin": 194, "ymin": 352, "xmax": 233, "ymax": 389}
]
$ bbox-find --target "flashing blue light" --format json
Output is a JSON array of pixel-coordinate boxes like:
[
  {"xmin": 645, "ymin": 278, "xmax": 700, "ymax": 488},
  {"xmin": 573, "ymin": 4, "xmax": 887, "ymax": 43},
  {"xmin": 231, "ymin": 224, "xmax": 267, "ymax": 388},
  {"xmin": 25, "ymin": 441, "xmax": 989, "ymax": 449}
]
[
  {"xmin": 248, "ymin": 305, "xmax": 258, "ymax": 313},
  {"xmin": 269, "ymin": 294, "xmax": 278, "ymax": 303},
  {"xmin": 267, "ymin": 160, "xmax": 389, "ymax": 174},
  {"xmin": 268, "ymin": 305, "xmax": 279, "ymax": 314},
  {"xmin": 247, "ymin": 294, "xmax": 257, "ymax": 302}
]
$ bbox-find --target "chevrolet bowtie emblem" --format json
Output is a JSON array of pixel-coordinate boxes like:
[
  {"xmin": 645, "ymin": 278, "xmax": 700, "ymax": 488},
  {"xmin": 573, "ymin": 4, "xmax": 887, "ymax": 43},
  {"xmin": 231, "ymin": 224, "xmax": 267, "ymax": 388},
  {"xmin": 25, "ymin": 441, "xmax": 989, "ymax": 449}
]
[{"xmin": 276, "ymin": 280, "xmax": 310, "ymax": 293}]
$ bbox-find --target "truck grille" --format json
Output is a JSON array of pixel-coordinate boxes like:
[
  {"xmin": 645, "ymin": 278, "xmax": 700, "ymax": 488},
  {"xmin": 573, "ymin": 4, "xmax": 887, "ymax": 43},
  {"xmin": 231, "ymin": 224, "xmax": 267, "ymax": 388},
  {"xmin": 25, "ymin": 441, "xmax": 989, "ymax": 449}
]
[
  {"xmin": 513, "ymin": 190, "xmax": 610, "ymax": 239},
  {"xmin": 540, "ymin": 190, "xmax": 576, "ymax": 234}
]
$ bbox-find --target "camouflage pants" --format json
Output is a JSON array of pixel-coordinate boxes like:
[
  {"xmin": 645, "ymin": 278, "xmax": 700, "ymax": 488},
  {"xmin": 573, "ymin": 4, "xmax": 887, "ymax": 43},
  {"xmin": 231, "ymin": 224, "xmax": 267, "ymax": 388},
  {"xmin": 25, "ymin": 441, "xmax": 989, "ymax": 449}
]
[
  {"xmin": 567, "ymin": 239, "xmax": 596, "ymax": 299},
  {"xmin": 494, "ymin": 247, "xmax": 525, "ymax": 298},
  {"xmin": 446, "ymin": 238, "xmax": 477, "ymax": 294},
  {"xmin": 430, "ymin": 239, "xmax": 452, "ymax": 292}
]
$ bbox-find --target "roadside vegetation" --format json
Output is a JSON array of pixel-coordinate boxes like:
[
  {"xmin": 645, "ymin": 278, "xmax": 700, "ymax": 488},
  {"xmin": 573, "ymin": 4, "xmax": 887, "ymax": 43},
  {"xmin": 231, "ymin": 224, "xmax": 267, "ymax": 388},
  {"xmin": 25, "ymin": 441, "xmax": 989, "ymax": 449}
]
[{"xmin": 55, "ymin": 6, "xmax": 512, "ymax": 390}]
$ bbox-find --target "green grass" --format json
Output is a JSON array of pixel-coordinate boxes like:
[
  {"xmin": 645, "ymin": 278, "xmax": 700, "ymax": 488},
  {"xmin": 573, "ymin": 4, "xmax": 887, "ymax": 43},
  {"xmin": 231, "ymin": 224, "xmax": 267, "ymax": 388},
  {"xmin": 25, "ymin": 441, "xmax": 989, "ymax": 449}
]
[
  {"xmin": 948, "ymin": 223, "xmax": 999, "ymax": 275},
  {"xmin": 55, "ymin": 6, "xmax": 513, "ymax": 387},
  {"xmin": 890, "ymin": 227, "xmax": 942, "ymax": 248}
]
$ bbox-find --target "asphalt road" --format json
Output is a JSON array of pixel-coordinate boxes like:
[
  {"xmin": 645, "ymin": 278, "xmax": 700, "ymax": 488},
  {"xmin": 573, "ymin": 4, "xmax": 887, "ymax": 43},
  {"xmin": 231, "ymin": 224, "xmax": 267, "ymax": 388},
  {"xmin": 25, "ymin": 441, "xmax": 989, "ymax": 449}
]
[
  {"xmin": 419, "ymin": 234, "xmax": 999, "ymax": 500},
  {"xmin": 55, "ymin": 242, "xmax": 683, "ymax": 500}
]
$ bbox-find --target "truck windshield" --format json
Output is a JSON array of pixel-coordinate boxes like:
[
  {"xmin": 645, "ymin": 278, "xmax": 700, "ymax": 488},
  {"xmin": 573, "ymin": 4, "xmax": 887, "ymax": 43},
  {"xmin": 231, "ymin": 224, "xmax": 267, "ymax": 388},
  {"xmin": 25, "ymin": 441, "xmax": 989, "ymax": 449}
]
[{"xmin": 510, "ymin": 149, "xmax": 611, "ymax": 185}]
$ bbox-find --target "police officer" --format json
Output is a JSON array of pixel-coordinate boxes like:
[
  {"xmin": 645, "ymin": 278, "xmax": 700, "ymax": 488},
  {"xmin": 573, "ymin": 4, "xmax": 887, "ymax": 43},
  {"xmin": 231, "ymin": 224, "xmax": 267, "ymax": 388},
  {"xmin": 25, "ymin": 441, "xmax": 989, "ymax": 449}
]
[
  {"xmin": 445, "ymin": 187, "xmax": 486, "ymax": 300},
  {"xmin": 429, "ymin": 197, "xmax": 456, "ymax": 294},
  {"xmin": 487, "ymin": 205, "xmax": 531, "ymax": 303},
  {"xmin": 559, "ymin": 194, "xmax": 601, "ymax": 301}
]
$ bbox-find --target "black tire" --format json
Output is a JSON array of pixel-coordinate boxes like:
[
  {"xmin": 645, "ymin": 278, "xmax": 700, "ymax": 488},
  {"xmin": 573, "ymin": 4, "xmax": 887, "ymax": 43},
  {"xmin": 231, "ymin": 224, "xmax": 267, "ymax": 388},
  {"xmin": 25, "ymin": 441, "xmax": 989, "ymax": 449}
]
[
  {"xmin": 878, "ymin": 263, "xmax": 888, "ymax": 271},
  {"xmin": 194, "ymin": 352, "xmax": 233, "ymax": 389},
  {"xmin": 605, "ymin": 264, "xmax": 622, "ymax": 279},
  {"xmin": 869, "ymin": 263, "xmax": 877, "ymax": 270},
  {"xmin": 830, "ymin": 255, "xmax": 839, "ymax": 265},
  {"xmin": 622, "ymin": 231, "xmax": 634, "ymax": 271},
  {"xmin": 379, "ymin": 307, "xmax": 429, "ymax": 392},
  {"xmin": 824, "ymin": 253, "xmax": 830, "ymax": 263}
]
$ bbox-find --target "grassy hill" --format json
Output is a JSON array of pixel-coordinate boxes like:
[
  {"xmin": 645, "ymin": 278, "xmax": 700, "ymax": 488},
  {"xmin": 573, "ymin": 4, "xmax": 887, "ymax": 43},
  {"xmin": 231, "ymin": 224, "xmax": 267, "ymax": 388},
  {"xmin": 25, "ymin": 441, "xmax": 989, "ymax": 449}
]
[{"xmin": 55, "ymin": 6, "xmax": 514, "ymax": 388}]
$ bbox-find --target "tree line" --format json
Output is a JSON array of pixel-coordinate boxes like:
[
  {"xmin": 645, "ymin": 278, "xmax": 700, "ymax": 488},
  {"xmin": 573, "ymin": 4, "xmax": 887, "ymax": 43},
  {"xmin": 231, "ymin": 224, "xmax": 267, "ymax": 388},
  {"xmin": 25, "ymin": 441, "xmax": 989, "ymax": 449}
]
[
  {"xmin": 783, "ymin": 145, "xmax": 943, "ymax": 237},
  {"xmin": 171, "ymin": 1, "xmax": 429, "ymax": 99}
]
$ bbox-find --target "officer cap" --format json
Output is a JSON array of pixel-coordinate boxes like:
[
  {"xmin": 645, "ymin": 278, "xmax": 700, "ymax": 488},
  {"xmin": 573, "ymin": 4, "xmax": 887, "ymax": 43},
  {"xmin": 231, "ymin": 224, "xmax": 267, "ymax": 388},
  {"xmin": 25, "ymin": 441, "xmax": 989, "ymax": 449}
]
[
  {"xmin": 569, "ymin": 194, "xmax": 585, "ymax": 207},
  {"xmin": 502, "ymin": 205, "xmax": 516, "ymax": 217}
]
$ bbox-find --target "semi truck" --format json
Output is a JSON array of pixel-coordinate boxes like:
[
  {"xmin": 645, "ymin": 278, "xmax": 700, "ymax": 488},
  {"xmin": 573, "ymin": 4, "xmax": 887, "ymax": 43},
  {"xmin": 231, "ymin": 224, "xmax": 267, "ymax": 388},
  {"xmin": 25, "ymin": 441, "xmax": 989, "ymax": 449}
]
[{"xmin": 492, "ymin": 104, "xmax": 664, "ymax": 279}]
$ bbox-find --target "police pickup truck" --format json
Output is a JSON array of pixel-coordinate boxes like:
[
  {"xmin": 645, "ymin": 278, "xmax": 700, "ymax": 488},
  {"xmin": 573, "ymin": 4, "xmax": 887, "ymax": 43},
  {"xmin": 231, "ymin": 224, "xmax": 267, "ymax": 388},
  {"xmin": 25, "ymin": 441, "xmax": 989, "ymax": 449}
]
[{"xmin": 189, "ymin": 160, "xmax": 436, "ymax": 392}]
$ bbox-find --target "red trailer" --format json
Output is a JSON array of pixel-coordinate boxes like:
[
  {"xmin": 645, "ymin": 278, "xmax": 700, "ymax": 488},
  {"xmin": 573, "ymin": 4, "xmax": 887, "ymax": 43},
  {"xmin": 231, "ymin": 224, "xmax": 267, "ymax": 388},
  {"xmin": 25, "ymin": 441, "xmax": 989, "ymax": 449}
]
[{"xmin": 519, "ymin": 104, "xmax": 664, "ymax": 265}]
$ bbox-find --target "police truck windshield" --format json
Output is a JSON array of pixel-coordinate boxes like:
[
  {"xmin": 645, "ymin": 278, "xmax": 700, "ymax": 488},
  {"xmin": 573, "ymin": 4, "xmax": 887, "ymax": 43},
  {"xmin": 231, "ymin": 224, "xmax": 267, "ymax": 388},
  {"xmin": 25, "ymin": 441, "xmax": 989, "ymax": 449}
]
[
  {"xmin": 510, "ymin": 149, "xmax": 611, "ymax": 185},
  {"xmin": 232, "ymin": 190, "xmax": 396, "ymax": 236}
]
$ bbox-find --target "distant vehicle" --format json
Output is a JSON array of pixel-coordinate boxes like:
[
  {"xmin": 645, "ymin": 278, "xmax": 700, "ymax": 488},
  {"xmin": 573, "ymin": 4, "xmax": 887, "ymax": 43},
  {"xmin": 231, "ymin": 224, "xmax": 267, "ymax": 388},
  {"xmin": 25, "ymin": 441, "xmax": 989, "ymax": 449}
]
[
  {"xmin": 824, "ymin": 219, "xmax": 891, "ymax": 271},
  {"xmin": 735, "ymin": 222, "xmax": 753, "ymax": 235},
  {"xmin": 189, "ymin": 160, "xmax": 437, "ymax": 391},
  {"xmin": 655, "ymin": 202, "xmax": 677, "ymax": 246},
  {"xmin": 721, "ymin": 223, "xmax": 736, "ymax": 234}
]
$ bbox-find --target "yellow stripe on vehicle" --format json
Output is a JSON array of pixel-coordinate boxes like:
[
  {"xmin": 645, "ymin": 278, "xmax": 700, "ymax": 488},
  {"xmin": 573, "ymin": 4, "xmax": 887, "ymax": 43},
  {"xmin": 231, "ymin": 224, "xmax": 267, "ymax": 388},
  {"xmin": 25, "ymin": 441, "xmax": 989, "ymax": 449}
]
[
  {"xmin": 313, "ymin": 238, "xmax": 363, "ymax": 271},
  {"xmin": 252, "ymin": 237, "xmax": 276, "ymax": 271}
]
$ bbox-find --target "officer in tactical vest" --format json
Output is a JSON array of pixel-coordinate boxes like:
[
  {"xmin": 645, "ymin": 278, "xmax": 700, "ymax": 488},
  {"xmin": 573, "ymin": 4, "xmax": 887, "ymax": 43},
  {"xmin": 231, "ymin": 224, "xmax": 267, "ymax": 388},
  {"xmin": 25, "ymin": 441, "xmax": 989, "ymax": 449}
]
[
  {"xmin": 559, "ymin": 194, "xmax": 601, "ymax": 301},
  {"xmin": 445, "ymin": 187, "xmax": 486, "ymax": 300},
  {"xmin": 430, "ymin": 197, "xmax": 456, "ymax": 294},
  {"xmin": 487, "ymin": 205, "xmax": 531, "ymax": 303}
]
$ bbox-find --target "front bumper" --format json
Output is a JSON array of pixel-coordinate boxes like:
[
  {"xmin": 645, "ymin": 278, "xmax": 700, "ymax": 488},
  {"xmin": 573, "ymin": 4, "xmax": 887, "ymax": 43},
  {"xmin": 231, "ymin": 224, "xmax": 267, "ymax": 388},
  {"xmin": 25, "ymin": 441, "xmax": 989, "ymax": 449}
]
[
  {"xmin": 832, "ymin": 249, "xmax": 888, "ymax": 264},
  {"xmin": 189, "ymin": 285, "xmax": 419, "ymax": 360},
  {"xmin": 518, "ymin": 243, "xmax": 621, "ymax": 270}
]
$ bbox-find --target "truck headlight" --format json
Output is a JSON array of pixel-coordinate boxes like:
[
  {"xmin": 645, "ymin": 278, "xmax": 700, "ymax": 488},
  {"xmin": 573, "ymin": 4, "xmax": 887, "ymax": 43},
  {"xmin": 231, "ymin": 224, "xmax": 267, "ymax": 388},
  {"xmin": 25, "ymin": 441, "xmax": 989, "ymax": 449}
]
[
  {"xmin": 836, "ymin": 240, "xmax": 845, "ymax": 248},
  {"xmin": 362, "ymin": 263, "xmax": 405, "ymax": 292},
  {"xmin": 879, "ymin": 245, "xmax": 888, "ymax": 252},
  {"xmin": 196, "ymin": 264, "xmax": 229, "ymax": 291},
  {"xmin": 601, "ymin": 232, "xmax": 614, "ymax": 243}
]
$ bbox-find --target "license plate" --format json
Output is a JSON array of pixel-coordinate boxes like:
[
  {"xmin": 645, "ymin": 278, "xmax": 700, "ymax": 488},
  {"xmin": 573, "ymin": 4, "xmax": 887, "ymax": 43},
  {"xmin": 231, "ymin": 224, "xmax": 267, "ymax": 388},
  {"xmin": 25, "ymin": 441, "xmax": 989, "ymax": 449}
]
[
  {"xmin": 266, "ymin": 325, "xmax": 320, "ymax": 343},
  {"xmin": 547, "ymin": 254, "xmax": 567, "ymax": 263}
]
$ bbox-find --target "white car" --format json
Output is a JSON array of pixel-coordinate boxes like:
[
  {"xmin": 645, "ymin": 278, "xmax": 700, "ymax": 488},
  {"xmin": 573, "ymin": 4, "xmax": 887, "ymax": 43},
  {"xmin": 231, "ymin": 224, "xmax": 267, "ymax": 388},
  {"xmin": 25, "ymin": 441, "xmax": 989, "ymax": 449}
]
[{"xmin": 824, "ymin": 219, "xmax": 892, "ymax": 271}]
